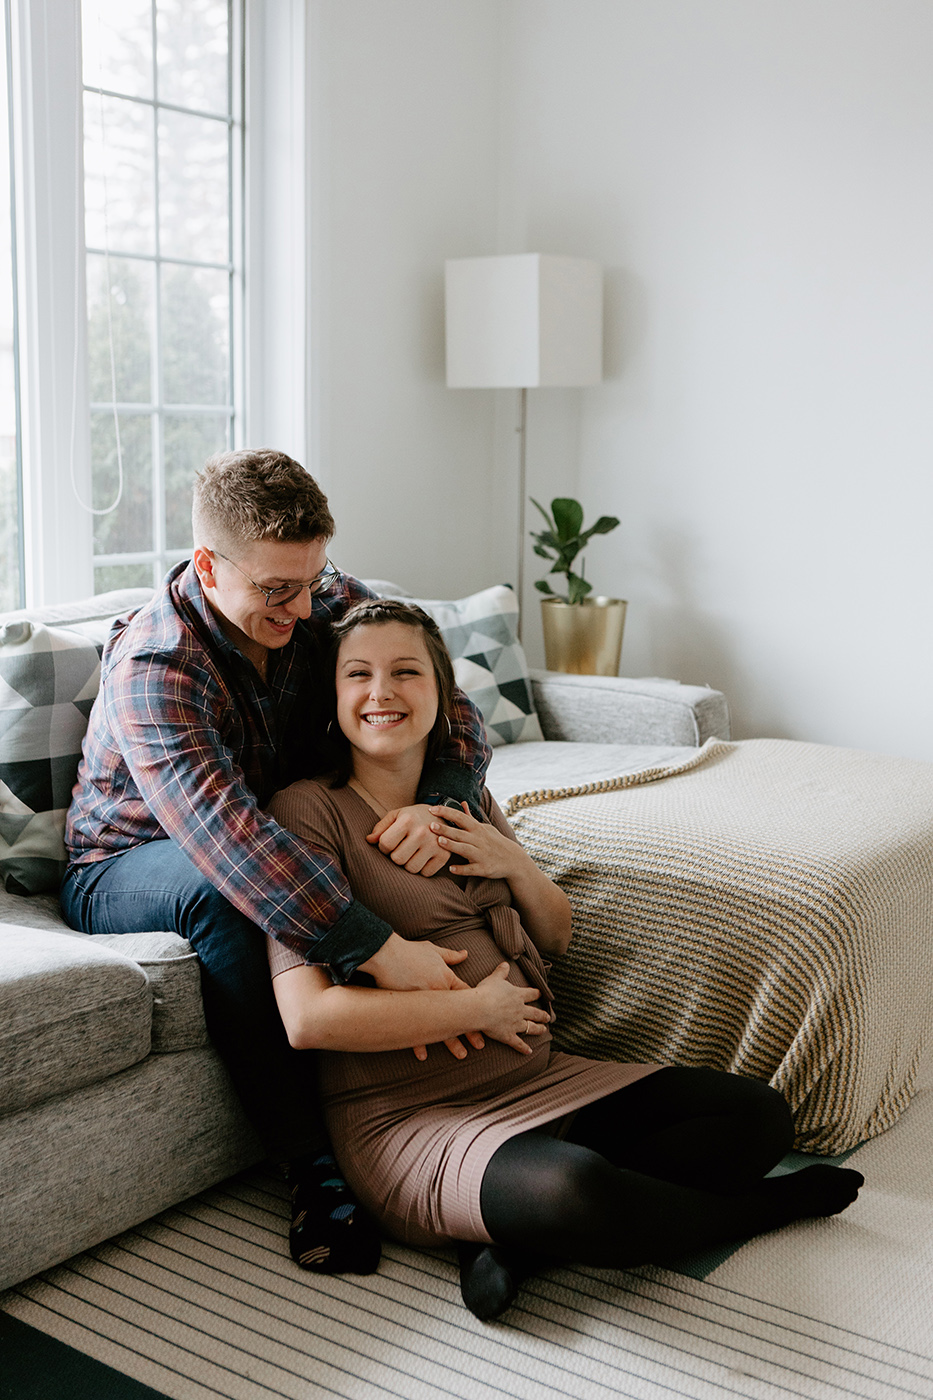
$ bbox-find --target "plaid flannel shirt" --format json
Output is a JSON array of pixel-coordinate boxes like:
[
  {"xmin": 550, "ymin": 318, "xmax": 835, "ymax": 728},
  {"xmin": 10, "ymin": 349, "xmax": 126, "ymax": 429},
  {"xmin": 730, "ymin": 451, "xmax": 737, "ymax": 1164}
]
[{"xmin": 65, "ymin": 561, "xmax": 491, "ymax": 980}]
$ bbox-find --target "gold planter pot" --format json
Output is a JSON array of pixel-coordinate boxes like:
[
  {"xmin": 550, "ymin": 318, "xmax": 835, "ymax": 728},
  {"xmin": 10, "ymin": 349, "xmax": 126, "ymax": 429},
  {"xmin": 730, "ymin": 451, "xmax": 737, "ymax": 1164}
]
[{"xmin": 540, "ymin": 596, "xmax": 628, "ymax": 676}]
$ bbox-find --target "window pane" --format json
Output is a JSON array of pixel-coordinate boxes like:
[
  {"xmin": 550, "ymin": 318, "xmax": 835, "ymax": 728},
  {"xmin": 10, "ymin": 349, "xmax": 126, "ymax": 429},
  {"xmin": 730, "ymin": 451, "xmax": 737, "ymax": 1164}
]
[
  {"xmin": 87, "ymin": 254, "xmax": 153, "ymax": 404},
  {"xmin": 91, "ymin": 411, "xmax": 153, "ymax": 555},
  {"xmin": 81, "ymin": 0, "xmax": 239, "ymax": 597},
  {"xmin": 156, "ymin": 0, "xmax": 228, "ymax": 115},
  {"xmin": 0, "ymin": 437, "xmax": 20, "ymax": 612},
  {"xmin": 82, "ymin": 0, "xmax": 153, "ymax": 101},
  {"xmin": 158, "ymin": 110, "xmax": 228, "ymax": 264},
  {"xmin": 164, "ymin": 412, "xmax": 229, "ymax": 550},
  {"xmin": 161, "ymin": 264, "xmax": 228, "ymax": 405},
  {"xmin": 0, "ymin": 2, "xmax": 20, "ymax": 612},
  {"xmin": 94, "ymin": 561, "xmax": 156, "ymax": 592},
  {"xmin": 84, "ymin": 92, "xmax": 155, "ymax": 255}
]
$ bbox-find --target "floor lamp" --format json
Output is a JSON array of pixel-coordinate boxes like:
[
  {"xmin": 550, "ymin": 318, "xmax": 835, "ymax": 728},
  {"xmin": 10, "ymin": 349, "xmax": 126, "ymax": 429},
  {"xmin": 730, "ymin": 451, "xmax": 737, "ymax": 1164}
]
[{"xmin": 445, "ymin": 253, "xmax": 603, "ymax": 639}]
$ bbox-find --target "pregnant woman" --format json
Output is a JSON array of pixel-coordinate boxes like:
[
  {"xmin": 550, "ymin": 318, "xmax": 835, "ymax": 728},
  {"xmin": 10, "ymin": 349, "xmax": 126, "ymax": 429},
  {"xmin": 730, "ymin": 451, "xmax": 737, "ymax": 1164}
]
[{"xmin": 267, "ymin": 599, "xmax": 863, "ymax": 1319}]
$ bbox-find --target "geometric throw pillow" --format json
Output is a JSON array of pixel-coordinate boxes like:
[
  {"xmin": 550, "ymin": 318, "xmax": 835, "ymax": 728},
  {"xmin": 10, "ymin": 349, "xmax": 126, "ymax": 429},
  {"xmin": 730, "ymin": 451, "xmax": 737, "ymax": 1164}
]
[
  {"xmin": 397, "ymin": 584, "xmax": 544, "ymax": 747},
  {"xmin": 0, "ymin": 621, "xmax": 103, "ymax": 895}
]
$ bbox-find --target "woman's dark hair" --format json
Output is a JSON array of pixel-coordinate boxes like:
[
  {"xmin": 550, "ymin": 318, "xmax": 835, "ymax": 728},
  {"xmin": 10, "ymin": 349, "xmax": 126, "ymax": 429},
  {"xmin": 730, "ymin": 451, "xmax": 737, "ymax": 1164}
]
[{"xmin": 325, "ymin": 598, "xmax": 456, "ymax": 786}]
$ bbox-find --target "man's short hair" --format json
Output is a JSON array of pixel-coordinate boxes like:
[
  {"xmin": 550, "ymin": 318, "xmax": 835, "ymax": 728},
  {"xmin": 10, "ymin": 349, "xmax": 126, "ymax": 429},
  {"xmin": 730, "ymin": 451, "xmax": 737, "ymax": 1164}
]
[{"xmin": 192, "ymin": 449, "xmax": 335, "ymax": 551}]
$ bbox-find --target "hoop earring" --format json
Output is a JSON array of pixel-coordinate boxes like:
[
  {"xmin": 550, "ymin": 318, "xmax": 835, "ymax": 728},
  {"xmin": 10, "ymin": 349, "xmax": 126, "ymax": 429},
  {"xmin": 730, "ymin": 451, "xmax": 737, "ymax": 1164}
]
[
  {"xmin": 444, "ymin": 715, "xmax": 452, "ymax": 739},
  {"xmin": 326, "ymin": 719, "xmax": 334, "ymax": 737}
]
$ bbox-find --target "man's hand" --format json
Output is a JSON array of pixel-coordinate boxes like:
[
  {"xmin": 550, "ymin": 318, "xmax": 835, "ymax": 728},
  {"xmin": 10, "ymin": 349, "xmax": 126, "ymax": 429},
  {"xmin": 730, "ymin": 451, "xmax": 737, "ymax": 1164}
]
[
  {"xmin": 358, "ymin": 932, "xmax": 481, "ymax": 1061},
  {"xmin": 366, "ymin": 804, "xmax": 449, "ymax": 876},
  {"xmin": 359, "ymin": 931, "xmax": 469, "ymax": 990}
]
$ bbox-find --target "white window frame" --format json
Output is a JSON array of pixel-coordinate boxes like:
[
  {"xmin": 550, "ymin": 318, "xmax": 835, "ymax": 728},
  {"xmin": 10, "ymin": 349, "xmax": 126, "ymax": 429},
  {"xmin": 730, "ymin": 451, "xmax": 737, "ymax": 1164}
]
[{"xmin": 9, "ymin": 0, "xmax": 310, "ymax": 605}]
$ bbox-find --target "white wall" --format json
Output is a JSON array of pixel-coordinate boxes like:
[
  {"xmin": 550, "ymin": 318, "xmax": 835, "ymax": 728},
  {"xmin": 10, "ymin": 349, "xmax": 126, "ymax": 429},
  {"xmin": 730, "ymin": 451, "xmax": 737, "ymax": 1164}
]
[
  {"xmin": 498, "ymin": 0, "xmax": 933, "ymax": 759},
  {"xmin": 309, "ymin": 0, "xmax": 506, "ymax": 599},
  {"xmin": 312, "ymin": 0, "xmax": 933, "ymax": 760}
]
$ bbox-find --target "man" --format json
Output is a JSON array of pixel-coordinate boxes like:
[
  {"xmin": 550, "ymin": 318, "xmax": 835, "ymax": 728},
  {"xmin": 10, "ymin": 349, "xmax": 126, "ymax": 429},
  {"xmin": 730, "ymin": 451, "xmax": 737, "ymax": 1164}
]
[{"xmin": 62, "ymin": 449, "xmax": 490, "ymax": 1275}]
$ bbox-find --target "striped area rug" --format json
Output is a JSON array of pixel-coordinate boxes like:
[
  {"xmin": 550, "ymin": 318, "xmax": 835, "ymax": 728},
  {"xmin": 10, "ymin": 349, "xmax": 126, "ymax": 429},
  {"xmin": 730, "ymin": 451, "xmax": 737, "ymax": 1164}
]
[{"xmin": 3, "ymin": 1090, "xmax": 933, "ymax": 1400}]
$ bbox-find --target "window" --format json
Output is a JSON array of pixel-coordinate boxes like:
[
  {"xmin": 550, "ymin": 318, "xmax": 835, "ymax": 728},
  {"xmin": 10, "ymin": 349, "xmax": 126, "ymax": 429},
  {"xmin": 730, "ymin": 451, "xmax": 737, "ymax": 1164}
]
[
  {"xmin": 0, "ymin": 0, "xmax": 22, "ymax": 612},
  {"xmin": 82, "ymin": 0, "xmax": 241, "ymax": 593},
  {"xmin": 10, "ymin": 0, "xmax": 307, "ymax": 606}
]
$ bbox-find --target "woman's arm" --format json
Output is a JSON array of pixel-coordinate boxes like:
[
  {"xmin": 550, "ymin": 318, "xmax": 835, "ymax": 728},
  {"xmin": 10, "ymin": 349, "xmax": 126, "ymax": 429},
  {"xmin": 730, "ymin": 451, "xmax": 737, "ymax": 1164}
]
[
  {"xmin": 272, "ymin": 960, "xmax": 550, "ymax": 1058},
  {"xmin": 428, "ymin": 801, "xmax": 572, "ymax": 958}
]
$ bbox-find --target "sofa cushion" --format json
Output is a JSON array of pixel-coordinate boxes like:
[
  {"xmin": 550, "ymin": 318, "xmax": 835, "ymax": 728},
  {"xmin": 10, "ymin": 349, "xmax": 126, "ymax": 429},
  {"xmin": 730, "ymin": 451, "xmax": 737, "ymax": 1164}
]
[
  {"xmin": 0, "ymin": 926, "xmax": 152, "ymax": 1115},
  {"xmin": 383, "ymin": 583, "xmax": 544, "ymax": 747},
  {"xmin": 90, "ymin": 931, "xmax": 208, "ymax": 1052},
  {"xmin": 486, "ymin": 740, "xmax": 697, "ymax": 808},
  {"xmin": 0, "ymin": 621, "xmax": 103, "ymax": 895},
  {"xmin": 0, "ymin": 891, "xmax": 208, "ymax": 1052},
  {"xmin": 0, "ymin": 885, "xmax": 69, "ymax": 932},
  {"xmin": 0, "ymin": 587, "xmax": 153, "ymax": 631},
  {"xmin": 0, "ymin": 1046, "xmax": 262, "ymax": 1293}
]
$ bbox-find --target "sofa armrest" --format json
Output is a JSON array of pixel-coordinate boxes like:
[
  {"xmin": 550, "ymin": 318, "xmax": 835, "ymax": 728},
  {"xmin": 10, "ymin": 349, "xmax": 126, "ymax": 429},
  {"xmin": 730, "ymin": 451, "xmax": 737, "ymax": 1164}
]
[{"xmin": 529, "ymin": 671, "xmax": 731, "ymax": 747}]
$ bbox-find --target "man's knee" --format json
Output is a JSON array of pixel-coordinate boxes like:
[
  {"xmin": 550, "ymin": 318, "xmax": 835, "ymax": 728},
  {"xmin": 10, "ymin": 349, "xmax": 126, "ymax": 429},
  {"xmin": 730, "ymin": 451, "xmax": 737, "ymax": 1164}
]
[{"xmin": 182, "ymin": 885, "xmax": 264, "ymax": 959}]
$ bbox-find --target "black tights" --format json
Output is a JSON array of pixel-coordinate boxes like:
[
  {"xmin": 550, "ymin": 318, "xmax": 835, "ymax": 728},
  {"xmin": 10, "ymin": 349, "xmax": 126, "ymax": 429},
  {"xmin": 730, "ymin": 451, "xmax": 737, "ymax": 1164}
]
[{"xmin": 475, "ymin": 1066, "xmax": 861, "ymax": 1276}]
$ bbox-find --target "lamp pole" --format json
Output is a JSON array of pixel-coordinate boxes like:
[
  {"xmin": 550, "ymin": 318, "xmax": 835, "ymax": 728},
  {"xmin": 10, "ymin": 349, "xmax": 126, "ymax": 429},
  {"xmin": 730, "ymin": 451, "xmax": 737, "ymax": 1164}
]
[{"xmin": 516, "ymin": 386, "xmax": 527, "ymax": 641}]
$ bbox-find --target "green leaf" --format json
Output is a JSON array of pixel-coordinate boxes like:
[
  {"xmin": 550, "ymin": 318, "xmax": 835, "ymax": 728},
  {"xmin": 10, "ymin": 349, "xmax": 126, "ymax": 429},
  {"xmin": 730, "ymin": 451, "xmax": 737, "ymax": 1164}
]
[
  {"xmin": 551, "ymin": 497, "xmax": 584, "ymax": 542},
  {"xmin": 567, "ymin": 574, "xmax": 593, "ymax": 604},
  {"xmin": 530, "ymin": 498, "xmax": 555, "ymax": 532},
  {"xmin": 532, "ymin": 543, "xmax": 553, "ymax": 560},
  {"xmin": 535, "ymin": 579, "xmax": 555, "ymax": 594},
  {"xmin": 582, "ymin": 515, "xmax": 621, "ymax": 540}
]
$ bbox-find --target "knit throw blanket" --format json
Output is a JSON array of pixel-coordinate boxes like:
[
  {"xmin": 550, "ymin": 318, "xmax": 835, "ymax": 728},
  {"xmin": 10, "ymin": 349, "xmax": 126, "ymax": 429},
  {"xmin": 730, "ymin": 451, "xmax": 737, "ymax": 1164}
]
[{"xmin": 505, "ymin": 738, "xmax": 933, "ymax": 1152}]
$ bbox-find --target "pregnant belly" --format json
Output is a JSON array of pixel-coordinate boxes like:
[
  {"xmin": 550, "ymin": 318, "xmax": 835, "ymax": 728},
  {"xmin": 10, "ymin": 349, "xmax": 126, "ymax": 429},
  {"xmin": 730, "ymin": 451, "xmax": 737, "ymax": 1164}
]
[{"xmin": 319, "ymin": 922, "xmax": 553, "ymax": 1109}]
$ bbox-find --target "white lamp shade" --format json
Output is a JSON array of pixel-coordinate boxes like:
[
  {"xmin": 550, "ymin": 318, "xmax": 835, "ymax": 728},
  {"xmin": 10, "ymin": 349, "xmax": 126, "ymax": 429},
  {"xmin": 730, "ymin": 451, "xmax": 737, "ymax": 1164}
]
[{"xmin": 445, "ymin": 253, "xmax": 603, "ymax": 388}]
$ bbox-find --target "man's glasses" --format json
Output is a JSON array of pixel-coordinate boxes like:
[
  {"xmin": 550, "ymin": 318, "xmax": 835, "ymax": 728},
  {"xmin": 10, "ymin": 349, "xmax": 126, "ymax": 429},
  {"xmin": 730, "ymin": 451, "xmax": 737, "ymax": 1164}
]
[{"xmin": 215, "ymin": 552, "xmax": 340, "ymax": 607}]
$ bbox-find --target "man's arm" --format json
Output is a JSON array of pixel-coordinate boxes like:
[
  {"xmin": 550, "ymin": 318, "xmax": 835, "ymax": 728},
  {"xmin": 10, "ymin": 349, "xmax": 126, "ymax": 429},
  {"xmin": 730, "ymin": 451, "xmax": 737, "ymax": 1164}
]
[{"xmin": 101, "ymin": 648, "xmax": 391, "ymax": 981}]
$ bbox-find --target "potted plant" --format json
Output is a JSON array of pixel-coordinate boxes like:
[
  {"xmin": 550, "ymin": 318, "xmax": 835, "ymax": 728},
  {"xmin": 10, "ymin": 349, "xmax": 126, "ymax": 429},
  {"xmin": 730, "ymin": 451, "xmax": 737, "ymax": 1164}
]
[{"xmin": 530, "ymin": 496, "xmax": 626, "ymax": 674}]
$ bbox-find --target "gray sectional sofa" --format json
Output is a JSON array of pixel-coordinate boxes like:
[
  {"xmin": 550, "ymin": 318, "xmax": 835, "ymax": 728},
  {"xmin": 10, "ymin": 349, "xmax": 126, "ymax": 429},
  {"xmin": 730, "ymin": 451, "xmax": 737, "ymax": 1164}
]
[{"xmin": 0, "ymin": 586, "xmax": 729, "ymax": 1293}]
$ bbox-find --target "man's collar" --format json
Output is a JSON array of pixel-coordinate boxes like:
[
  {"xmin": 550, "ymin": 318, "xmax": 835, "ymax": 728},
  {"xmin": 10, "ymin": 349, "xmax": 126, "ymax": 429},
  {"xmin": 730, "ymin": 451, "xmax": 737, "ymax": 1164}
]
[{"xmin": 170, "ymin": 558, "xmax": 242, "ymax": 657}]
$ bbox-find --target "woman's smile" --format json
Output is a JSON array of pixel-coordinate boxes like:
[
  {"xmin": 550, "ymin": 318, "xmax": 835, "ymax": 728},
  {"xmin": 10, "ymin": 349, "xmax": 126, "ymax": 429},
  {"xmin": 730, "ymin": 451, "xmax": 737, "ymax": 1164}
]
[{"xmin": 361, "ymin": 710, "xmax": 408, "ymax": 727}]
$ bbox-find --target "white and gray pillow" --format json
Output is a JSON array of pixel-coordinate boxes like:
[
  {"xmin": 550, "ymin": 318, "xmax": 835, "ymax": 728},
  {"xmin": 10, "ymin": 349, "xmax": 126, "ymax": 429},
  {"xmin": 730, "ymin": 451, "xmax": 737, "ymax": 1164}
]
[
  {"xmin": 383, "ymin": 583, "xmax": 544, "ymax": 748},
  {"xmin": 0, "ymin": 621, "xmax": 102, "ymax": 894}
]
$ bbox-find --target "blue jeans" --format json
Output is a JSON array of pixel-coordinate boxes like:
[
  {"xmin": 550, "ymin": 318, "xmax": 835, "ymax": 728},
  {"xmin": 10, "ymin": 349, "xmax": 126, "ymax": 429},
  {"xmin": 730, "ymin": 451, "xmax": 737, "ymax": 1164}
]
[{"xmin": 60, "ymin": 840, "xmax": 324, "ymax": 1161}]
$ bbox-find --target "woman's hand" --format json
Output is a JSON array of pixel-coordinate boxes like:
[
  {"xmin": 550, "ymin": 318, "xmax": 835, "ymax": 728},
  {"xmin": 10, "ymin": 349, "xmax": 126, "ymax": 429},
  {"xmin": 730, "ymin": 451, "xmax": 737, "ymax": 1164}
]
[
  {"xmin": 430, "ymin": 801, "xmax": 573, "ymax": 959},
  {"xmin": 367, "ymin": 804, "xmax": 449, "ymax": 876},
  {"xmin": 429, "ymin": 802, "xmax": 526, "ymax": 880},
  {"xmin": 472, "ymin": 962, "xmax": 550, "ymax": 1055}
]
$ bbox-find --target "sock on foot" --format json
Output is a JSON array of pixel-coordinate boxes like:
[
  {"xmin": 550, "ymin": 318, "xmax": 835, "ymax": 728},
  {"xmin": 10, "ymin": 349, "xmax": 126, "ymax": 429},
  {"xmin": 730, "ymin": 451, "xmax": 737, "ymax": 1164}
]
[
  {"xmin": 457, "ymin": 1242, "xmax": 526, "ymax": 1321},
  {"xmin": 284, "ymin": 1153, "xmax": 381, "ymax": 1275},
  {"xmin": 758, "ymin": 1164, "xmax": 864, "ymax": 1227}
]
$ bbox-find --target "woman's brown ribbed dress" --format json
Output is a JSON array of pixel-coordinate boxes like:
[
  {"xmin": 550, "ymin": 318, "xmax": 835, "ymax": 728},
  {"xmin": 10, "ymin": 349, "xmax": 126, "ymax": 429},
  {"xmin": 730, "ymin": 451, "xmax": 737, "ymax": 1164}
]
[{"xmin": 267, "ymin": 779, "xmax": 656, "ymax": 1247}]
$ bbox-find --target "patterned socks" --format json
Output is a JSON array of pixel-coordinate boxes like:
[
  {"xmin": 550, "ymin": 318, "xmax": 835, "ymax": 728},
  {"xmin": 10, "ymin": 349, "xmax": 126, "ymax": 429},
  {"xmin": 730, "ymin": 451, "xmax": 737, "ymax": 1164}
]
[{"xmin": 284, "ymin": 1153, "xmax": 382, "ymax": 1275}]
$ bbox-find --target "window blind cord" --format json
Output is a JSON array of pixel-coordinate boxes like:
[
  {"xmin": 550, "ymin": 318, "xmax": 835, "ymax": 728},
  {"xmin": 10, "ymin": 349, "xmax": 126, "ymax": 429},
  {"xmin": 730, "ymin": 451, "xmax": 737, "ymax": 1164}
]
[{"xmin": 70, "ymin": 3, "xmax": 123, "ymax": 516}]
